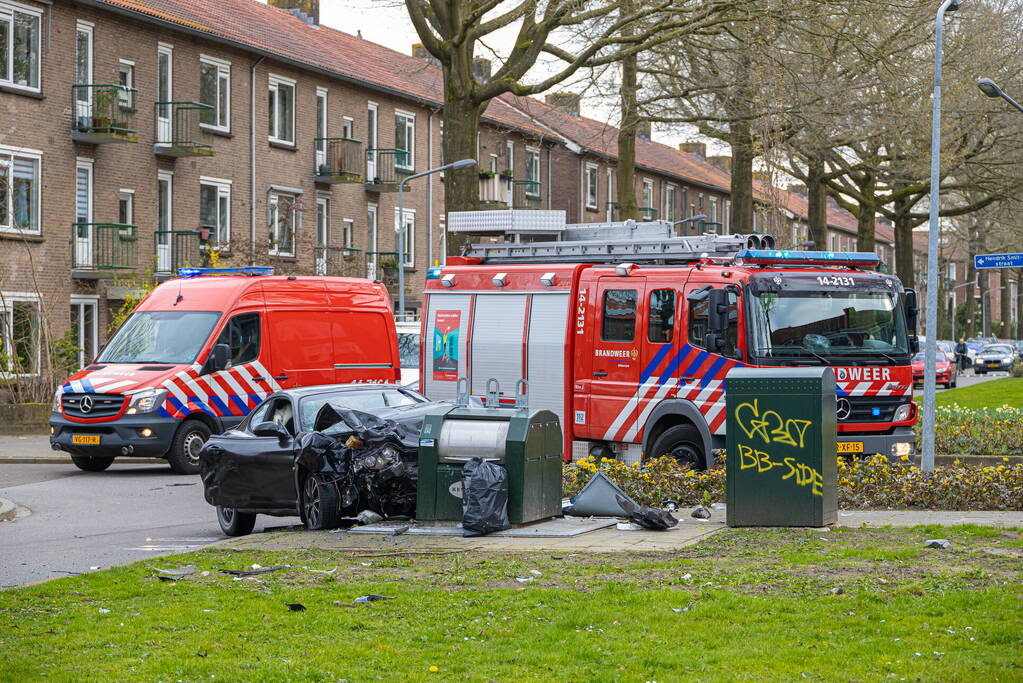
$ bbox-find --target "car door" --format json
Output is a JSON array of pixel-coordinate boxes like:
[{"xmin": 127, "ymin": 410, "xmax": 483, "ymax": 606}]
[{"xmin": 204, "ymin": 395, "xmax": 299, "ymax": 511}]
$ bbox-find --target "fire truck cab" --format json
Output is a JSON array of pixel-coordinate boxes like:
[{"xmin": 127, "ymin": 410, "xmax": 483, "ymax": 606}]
[{"xmin": 421, "ymin": 220, "xmax": 919, "ymax": 468}]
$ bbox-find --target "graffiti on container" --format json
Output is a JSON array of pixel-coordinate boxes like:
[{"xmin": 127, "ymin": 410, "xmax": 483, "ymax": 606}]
[
  {"xmin": 734, "ymin": 399, "xmax": 813, "ymax": 449},
  {"xmin": 735, "ymin": 444, "xmax": 823, "ymax": 496}
]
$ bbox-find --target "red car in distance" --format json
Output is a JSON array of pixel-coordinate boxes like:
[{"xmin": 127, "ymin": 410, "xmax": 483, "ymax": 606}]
[{"xmin": 912, "ymin": 350, "xmax": 958, "ymax": 389}]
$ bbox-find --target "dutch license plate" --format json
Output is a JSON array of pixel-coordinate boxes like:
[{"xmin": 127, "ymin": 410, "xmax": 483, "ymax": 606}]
[
  {"xmin": 71, "ymin": 434, "xmax": 101, "ymax": 446},
  {"xmin": 987, "ymin": 362, "xmax": 999, "ymax": 367},
  {"xmin": 838, "ymin": 441, "xmax": 864, "ymax": 454}
]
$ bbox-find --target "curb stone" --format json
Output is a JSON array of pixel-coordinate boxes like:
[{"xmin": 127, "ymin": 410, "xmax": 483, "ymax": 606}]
[{"xmin": 0, "ymin": 455, "xmax": 162, "ymax": 465}]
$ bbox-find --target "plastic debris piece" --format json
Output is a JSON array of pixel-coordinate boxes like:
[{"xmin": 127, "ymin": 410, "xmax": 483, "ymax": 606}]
[
  {"xmin": 690, "ymin": 505, "xmax": 712, "ymax": 520},
  {"xmin": 89, "ymin": 566, "xmax": 101, "ymax": 571},
  {"xmin": 392, "ymin": 525, "xmax": 411, "ymax": 536},
  {"xmin": 661, "ymin": 499, "xmax": 679, "ymax": 512},
  {"xmin": 529, "ymin": 569, "xmax": 542, "ymax": 577},
  {"xmin": 284, "ymin": 602, "xmax": 306, "ymax": 612},
  {"xmin": 515, "ymin": 577, "xmax": 534, "ymax": 583},
  {"xmin": 98, "ymin": 608, "xmax": 110, "ymax": 614},
  {"xmin": 461, "ymin": 457, "xmax": 511, "ymax": 537},
  {"xmin": 308, "ymin": 566, "xmax": 338, "ymax": 575},
  {"xmin": 219, "ymin": 565, "xmax": 286, "ymax": 576},
  {"xmin": 356, "ymin": 510, "xmax": 384, "ymax": 525},
  {"xmin": 354, "ymin": 594, "xmax": 395, "ymax": 603},
  {"xmin": 924, "ymin": 539, "xmax": 951, "ymax": 549},
  {"xmin": 568, "ymin": 472, "xmax": 636, "ymax": 517},
  {"xmin": 154, "ymin": 565, "xmax": 196, "ymax": 580},
  {"xmin": 616, "ymin": 495, "xmax": 678, "ymax": 530},
  {"xmin": 616, "ymin": 522, "xmax": 645, "ymax": 531}
]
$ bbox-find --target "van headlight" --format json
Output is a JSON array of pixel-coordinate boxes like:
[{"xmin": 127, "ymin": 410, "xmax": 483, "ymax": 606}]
[
  {"xmin": 52, "ymin": 388, "xmax": 63, "ymax": 413},
  {"xmin": 126, "ymin": 388, "xmax": 168, "ymax": 414},
  {"xmin": 893, "ymin": 403, "xmax": 912, "ymax": 422}
]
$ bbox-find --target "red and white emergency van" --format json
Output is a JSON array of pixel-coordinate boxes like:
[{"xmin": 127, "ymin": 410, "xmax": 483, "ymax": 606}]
[
  {"xmin": 420, "ymin": 225, "xmax": 919, "ymax": 468},
  {"xmin": 50, "ymin": 267, "xmax": 399, "ymax": 473}
]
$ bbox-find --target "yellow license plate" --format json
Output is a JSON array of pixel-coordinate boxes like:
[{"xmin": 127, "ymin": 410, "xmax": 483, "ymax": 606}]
[
  {"xmin": 71, "ymin": 434, "xmax": 101, "ymax": 445},
  {"xmin": 838, "ymin": 441, "xmax": 864, "ymax": 454}
]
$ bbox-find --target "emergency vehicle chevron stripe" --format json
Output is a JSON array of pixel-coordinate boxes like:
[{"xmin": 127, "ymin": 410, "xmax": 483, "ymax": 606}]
[{"xmin": 156, "ymin": 363, "xmax": 281, "ymax": 419}]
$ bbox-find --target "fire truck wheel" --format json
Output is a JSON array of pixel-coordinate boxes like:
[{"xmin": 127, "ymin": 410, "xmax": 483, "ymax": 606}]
[
  {"xmin": 70, "ymin": 454, "xmax": 115, "ymax": 472},
  {"xmin": 649, "ymin": 425, "xmax": 706, "ymax": 471},
  {"xmin": 167, "ymin": 419, "xmax": 211, "ymax": 475}
]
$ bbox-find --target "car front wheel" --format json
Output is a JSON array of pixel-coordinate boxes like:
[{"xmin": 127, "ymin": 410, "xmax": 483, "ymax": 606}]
[
  {"xmin": 217, "ymin": 506, "xmax": 256, "ymax": 536},
  {"xmin": 302, "ymin": 473, "xmax": 342, "ymax": 531}
]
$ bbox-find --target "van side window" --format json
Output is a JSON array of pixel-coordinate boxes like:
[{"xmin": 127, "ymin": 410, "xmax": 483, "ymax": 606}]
[
  {"xmin": 648, "ymin": 289, "xmax": 675, "ymax": 343},
  {"xmin": 601, "ymin": 289, "xmax": 638, "ymax": 342},
  {"xmin": 216, "ymin": 312, "xmax": 261, "ymax": 366},
  {"xmin": 688, "ymin": 290, "xmax": 739, "ymax": 358}
]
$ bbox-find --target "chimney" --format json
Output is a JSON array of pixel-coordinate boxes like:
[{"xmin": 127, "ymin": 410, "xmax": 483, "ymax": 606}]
[
  {"xmin": 679, "ymin": 142, "xmax": 706, "ymax": 158},
  {"xmin": 472, "ymin": 57, "xmax": 492, "ymax": 83},
  {"xmin": 545, "ymin": 92, "xmax": 581, "ymax": 117},
  {"xmin": 707, "ymin": 155, "xmax": 732, "ymax": 172},
  {"xmin": 786, "ymin": 183, "xmax": 808, "ymax": 196},
  {"xmin": 412, "ymin": 44, "xmax": 441, "ymax": 68},
  {"xmin": 636, "ymin": 121, "xmax": 651, "ymax": 140},
  {"xmin": 268, "ymin": 0, "xmax": 319, "ymax": 25}
]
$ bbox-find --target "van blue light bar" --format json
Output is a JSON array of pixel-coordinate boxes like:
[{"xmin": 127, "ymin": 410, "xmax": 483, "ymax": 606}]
[
  {"xmin": 178, "ymin": 266, "xmax": 275, "ymax": 277},
  {"xmin": 735, "ymin": 249, "xmax": 880, "ymax": 268}
]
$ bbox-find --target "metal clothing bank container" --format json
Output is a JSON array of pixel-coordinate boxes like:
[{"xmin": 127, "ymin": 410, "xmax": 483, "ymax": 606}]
[
  {"xmin": 416, "ymin": 381, "xmax": 563, "ymax": 524},
  {"xmin": 725, "ymin": 367, "xmax": 838, "ymax": 527}
]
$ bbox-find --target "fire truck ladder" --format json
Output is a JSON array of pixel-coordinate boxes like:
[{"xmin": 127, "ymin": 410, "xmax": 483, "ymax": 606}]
[{"xmin": 462, "ymin": 220, "xmax": 776, "ymax": 264}]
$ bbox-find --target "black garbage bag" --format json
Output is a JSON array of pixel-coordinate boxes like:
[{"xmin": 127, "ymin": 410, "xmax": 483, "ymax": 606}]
[
  {"xmin": 461, "ymin": 457, "xmax": 510, "ymax": 537},
  {"xmin": 615, "ymin": 494, "xmax": 678, "ymax": 531}
]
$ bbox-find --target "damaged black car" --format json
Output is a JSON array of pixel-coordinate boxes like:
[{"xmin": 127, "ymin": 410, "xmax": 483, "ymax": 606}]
[{"xmin": 198, "ymin": 383, "xmax": 443, "ymax": 536}]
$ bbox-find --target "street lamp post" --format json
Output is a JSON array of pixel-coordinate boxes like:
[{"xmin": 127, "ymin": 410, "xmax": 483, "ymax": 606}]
[
  {"xmin": 672, "ymin": 213, "xmax": 707, "ymax": 235},
  {"xmin": 396, "ymin": 158, "xmax": 477, "ymax": 319},
  {"xmin": 949, "ymin": 280, "xmax": 973, "ymax": 341},
  {"xmin": 977, "ymin": 78, "xmax": 1023, "ymax": 114},
  {"xmin": 922, "ymin": 0, "xmax": 961, "ymax": 473}
]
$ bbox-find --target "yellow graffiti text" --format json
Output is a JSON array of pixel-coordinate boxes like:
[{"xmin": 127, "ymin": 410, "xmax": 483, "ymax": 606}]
[
  {"xmin": 737, "ymin": 444, "xmax": 823, "ymax": 496},
  {"xmin": 734, "ymin": 399, "xmax": 814, "ymax": 449}
]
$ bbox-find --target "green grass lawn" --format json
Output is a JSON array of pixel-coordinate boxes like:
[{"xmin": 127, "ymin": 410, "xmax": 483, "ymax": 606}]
[
  {"xmin": 930, "ymin": 376, "xmax": 1023, "ymax": 409},
  {"xmin": 2, "ymin": 526, "xmax": 1021, "ymax": 680}
]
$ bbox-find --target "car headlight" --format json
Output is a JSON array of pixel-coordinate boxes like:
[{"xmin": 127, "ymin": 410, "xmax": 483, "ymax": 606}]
[
  {"xmin": 893, "ymin": 403, "xmax": 912, "ymax": 422},
  {"xmin": 52, "ymin": 388, "xmax": 63, "ymax": 413},
  {"xmin": 126, "ymin": 388, "xmax": 169, "ymax": 414}
]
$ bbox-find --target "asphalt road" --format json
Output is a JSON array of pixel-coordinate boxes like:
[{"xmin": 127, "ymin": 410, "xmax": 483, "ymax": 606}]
[{"xmin": 0, "ymin": 463, "xmax": 285, "ymax": 588}]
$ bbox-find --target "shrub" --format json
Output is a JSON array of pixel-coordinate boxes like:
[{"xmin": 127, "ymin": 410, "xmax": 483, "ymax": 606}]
[{"xmin": 922, "ymin": 404, "xmax": 1023, "ymax": 455}]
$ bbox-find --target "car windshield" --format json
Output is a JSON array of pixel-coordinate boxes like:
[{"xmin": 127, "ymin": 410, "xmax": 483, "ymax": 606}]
[
  {"xmin": 299, "ymin": 388, "xmax": 423, "ymax": 432},
  {"xmin": 981, "ymin": 344, "xmax": 1012, "ymax": 354},
  {"xmin": 99, "ymin": 311, "xmax": 220, "ymax": 364},
  {"xmin": 397, "ymin": 332, "xmax": 420, "ymax": 369},
  {"xmin": 747, "ymin": 290, "xmax": 909, "ymax": 361}
]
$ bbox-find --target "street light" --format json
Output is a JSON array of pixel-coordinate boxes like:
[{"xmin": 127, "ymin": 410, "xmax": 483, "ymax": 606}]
[
  {"xmin": 922, "ymin": 0, "xmax": 961, "ymax": 473},
  {"xmin": 396, "ymin": 158, "xmax": 477, "ymax": 319},
  {"xmin": 949, "ymin": 280, "xmax": 974, "ymax": 341},
  {"xmin": 977, "ymin": 78, "xmax": 1023, "ymax": 115}
]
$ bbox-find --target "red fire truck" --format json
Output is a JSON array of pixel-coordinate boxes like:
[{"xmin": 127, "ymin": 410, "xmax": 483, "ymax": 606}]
[{"xmin": 420, "ymin": 223, "xmax": 919, "ymax": 468}]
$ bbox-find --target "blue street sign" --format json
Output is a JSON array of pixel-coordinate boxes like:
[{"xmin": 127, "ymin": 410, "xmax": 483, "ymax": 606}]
[{"xmin": 974, "ymin": 253, "xmax": 1023, "ymax": 269}]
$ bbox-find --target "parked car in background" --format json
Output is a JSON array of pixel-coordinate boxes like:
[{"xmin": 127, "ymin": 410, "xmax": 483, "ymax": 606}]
[
  {"xmin": 396, "ymin": 320, "xmax": 421, "ymax": 386},
  {"xmin": 974, "ymin": 343, "xmax": 1017, "ymax": 374},
  {"xmin": 912, "ymin": 350, "xmax": 958, "ymax": 388},
  {"xmin": 198, "ymin": 383, "xmax": 437, "ymax": 536},
  {"xmin": 1014, "ymin": 341, "xmax": 1023, "ymax": 361}
]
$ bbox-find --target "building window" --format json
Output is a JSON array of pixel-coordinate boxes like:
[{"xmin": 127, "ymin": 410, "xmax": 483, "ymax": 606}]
[
  {"xmin": 601, "ymin": 289, "xmax": 637, "ymax": 342},
  {"xmin": 585, "ymin": 163, "xmax": 598, "ymax": 210},
  {"xmin": 199, "ymin": 56, "xmax": 230, "ymax": 131},
  {"xmin": 315, "ymin": 88, "xmax": 328, "ymax": 169},
  {"xmin": 342, "ymin": 117, "xmax": 354, "ymax": 139},
  {"xmin": 0, "ymin": 147, "xmax": 40, "ymax": 234},
  {"xmin": 395, "ymin": 208, "xmax": 414, "ymax": 267},
  {"xmin": 269, "ymin": 191, "xmax": 298, "ymax": 256},
  {"xmin": 268, "ymin": 75, "xmax": 295, "ymax": 144},
  {"xmin": 118, "ymin": 189, "xmax": 133, "ymax": 226},
  {"xmin": 155, "ymin": 171, "xmax": 174, "ymax": 272},
  {"xmin": 70, "ymin": 297, "xmax": 98, "ymax": 370},
  {"xmin": 0, "ymin": 295, "xmax": 40, "ymax": 375},
  {"xmin": 605, "ymin": 168, "xmax": 614, "ymax": 221},
  {"xmin": 367, "ymin": 102, "xmax": 378, "ymax": 178},
  {"xmin": 394, "ymin": 111, "xmax": 415, "ymax": 170},
  {"xmin": 1, "ymin": 3, "xmax": 41, "ymax": 90},
  {"xmin": 829, "ymin": 233, "xmax": 839, "ymax": 251},
  {"xmin": 642, "ymin": 179, "xmax": 653, "ymax": 209},
  {"xmin": 343, "ymin": 218, "xmax": 354, "ymax": 249},
  {"xmin": 366, "ymin": 203, "xmax": 378, "ymax": 278},
  {"xmin": 665, "ymin": 183, "xmax": 677, "ymax": 223},
  {"xmin": 200, "ymin": 177, "xmax": 231, "ymax": 245},
  {"xmin": 117, "ymin": 60, "xmax": 135, "ymax": 109},
  {"xmin": 525, "ymin": 148, "xmax": 540, "ymax": 195},
  {"xmin": 156, "ymin": 44, "xmax": 173, "ymax": 143},
  {"xmin": 709, "ymin": 197, "xmax": 718, "ymax": 225}
]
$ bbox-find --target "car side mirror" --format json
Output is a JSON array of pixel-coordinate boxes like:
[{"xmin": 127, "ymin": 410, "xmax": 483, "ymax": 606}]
[
  {"xmin": 252, "ymin": 421, "xmax": 290, "ymax": 439},
  {"xmin": 204, "ymin": 343, "xmax": 230, "ymax": 374}
]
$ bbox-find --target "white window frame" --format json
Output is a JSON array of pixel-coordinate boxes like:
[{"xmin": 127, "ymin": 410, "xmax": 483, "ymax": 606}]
[
  {"xmin": 269, "ymin": 191, "xmax": 298, "ymax": 256},
  {"xmin": 525, "ymin": 147, "xmax": 540, "ymax": 196},
  {"xmin": 315, "ymin": 87, "xmax": 328, "ymax": 167},
  {"xmin": 395, "ymin": 207, "xmax": 415, "ymax": 268},
  {"xmin": 394, "ymin": 109, "xmax": 416, "ymax": 171},
  {"xmin": 1, "ymin": 2, "xmax": 42, "ymax": 92},
  {"xmin": 642, "ymin": 178, "xmax": 653, "ymax": 209},
  {"xmin": 709, "ymin": 196, "xmax": 718, "ymax": 225},
  {"xmin": 199, "ymin": 176, "xmax": 231, "ymax": 245},
  {"xmin": 342, "ymin": 218, "xmax": 354, "ymax": 249},
  {"xmin": 0, "ymin": 291, "xmax": 41, "ymax": 376},
  {"xmin": 366, "ymin": 102, "xmax": 379, "ymax": 179},
  {"xmin": 199, "ymin": 54, "xmax": 231, "ymax": 132},
  {"xmin": 366, "ymin": 202, "xmax": 378, "ymax": 278},
  {"xmin": 605, "ymin": 168, "xmax": 614, "ymax": 221},
  {"xmin": 665, "ymin": 183, "xmax": 677, "ymax": 223},
  {"xmin": 117, "ymin": 188, "xmax": 134, "ymax": 226},
  {"xmin": 584, "ymin": 163, "xmax": 598, "ymax": 210},
  {"xmin": 117, "ymin": 59, "xmax": 135, "ymax": 109},
  {"xmin": 342, "ymin": 116, "xmax": 354, "ymax": 139},
  {"xmin": 156, "ymin": 44, "xmax": 174, "ymax": 145},
  {"xmin": 268, "ymin": 74, "xmax": 296, "ymax": 145},
  {"xmin": 0, "ymin": 144, "xmax": 41, "ymax": 235},
  {"xmin": 70, "ymin": 294, "xmax": 99, "ymax": 370}
]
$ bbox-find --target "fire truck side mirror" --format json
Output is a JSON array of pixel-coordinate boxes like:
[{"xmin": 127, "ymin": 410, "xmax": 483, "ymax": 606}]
[
  {"xmin": 704, "ymin": 332, "xmax": 726, "ymax": 352},
  {"xmin": 707, "ymin": 288, "xmax": 729, "ymax": 334},
  {"xmin": 908, "ymin": 336, "xmax": 920, "ymax": 354},
  {"xmin": 904, "ymin": 289, "xmax": 919, "ymax": 334}
]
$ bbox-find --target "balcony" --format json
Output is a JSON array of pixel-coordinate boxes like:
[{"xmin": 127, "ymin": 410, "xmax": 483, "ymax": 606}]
[
  {"xmin": 512, "ymin": 180, "xmax": 541, "ymax": 209},
  {"xmin": 314, "ymin": 137, "xmax": 364, "ymax": 184},
  {"xmin": 316, "ymin": 246, "xmax": 365, "ymax": 277},
  {"xmin": 71, "ymin": 85, "xmax": 139, "ymax": 144},
  {"xmin": 155, "ymin": 229, "xmax": 202, "ymax": 273},
  {"xmin": 367, "ymin": 251, "xmax": 400, "ymax": 297},
  {"xmin": 154, "ymin": 102, "xmax": 215, "ymax": 157},
  {"xmin": 71, "ymin": 224, "xmax": 138, "ymax": 276},
  {"xmin": 365, "ymin": 149, "xmax": 412, "ymax": 191},
  {"xmin": 479, "ymin": 175, "xmax": 509, "ymax": 209}
]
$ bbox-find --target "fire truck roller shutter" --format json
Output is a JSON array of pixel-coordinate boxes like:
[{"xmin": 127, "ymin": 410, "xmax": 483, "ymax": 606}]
[
  {"xmin": 526, "ymin": 292, "xmax": 570, "ymax": 427},
  {"xmin": 641, "ymin": 399, "xmax": 714, "ymax": 468},
  {"xmin": 424, "ymin": 294, "xmax": 472, "ymax": 400},
  {"xmin": 470, "ymin": 294, "xmax": 528, "ymax": 396}
]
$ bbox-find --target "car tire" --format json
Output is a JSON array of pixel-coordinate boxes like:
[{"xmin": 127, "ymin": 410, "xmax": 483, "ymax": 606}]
[
  {"xmin": 167, "ymin": 419, "xmax": 211, "ymax": 475},
  {"xmin": 216, "ymin": 505, "xmax": 256, "ymax": 537},
  {"xmin": 648, "ymin": 424, "xmax": 706, "ymax": 471},
  {"xmin": 70, "ymin": 454, "xmax": 115, "ymax": 472},
  {"xmin": 302, "ymin": 473, "xmax": 342, "ymax": 530}
]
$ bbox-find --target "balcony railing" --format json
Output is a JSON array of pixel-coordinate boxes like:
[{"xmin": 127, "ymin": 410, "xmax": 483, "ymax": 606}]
[
  {"xmin": 155, "ymin": 229, "xmax": 201, "ymax": 273},
  {"xmin": 512, "ymin": 180, "xmax": 541, "ymax": 209},
  {"xmin": 154, "ymin": 102, "xmax": 215, "ymax": 157},
  {"xmin": 479, "ymin": 175, "xmax": 509, "ymax": 209},
  {"xmin": 315, "ymin": 246, "xmax": 365, "ymax": 277},
  {"xmin": 71, "ymin": 85, "xmax": 139, "ymax": 143},
  {"xmin": 640, "ymin": 206, "xmax": 658, "ymax": 221},
  {"xmin": 71, "ymin": 223, "xmax": 138, "ymax": 272},
  {"xmin": 315, "ymin": 137, "xmax": 364, "ymax": 184},
  {"xmin": 365, "ymin": 149, "xmax": 412, "ymax": 190},
  {"xmin": 698, "ymin": 220, "xmax": 723, "ymax": 234},
  {"xmin": 366, "ymin": 251, "xmax": 399, "ymax": 296}
]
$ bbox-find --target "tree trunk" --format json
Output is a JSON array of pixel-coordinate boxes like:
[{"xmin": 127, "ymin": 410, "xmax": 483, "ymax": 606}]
[
  {"xmin": 893, "ymin": 204, "xmax": 915, "ymax": 289},
  {"xmin": 442, "ymin": 88, "xmax": 485, "ymax": 256},
  {"xmin": 730, "ymin": 119, "xmax": 754, "ymax": 234},
  {"xmin": 805, "ymin": 156, "xmax": 827, "ymax": 250},
  {"xmin": 855, "ymin": 172, "xmax": 876, "ymax": 252},
  {"xmin": 615, "ymin": 1, "xmax": 639, "ymax": 221}
]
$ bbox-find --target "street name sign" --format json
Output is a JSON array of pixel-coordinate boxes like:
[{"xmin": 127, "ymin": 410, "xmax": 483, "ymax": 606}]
[{"xmin": 974, "ymin": 253, "xmax": 1023, "ymax": 269}]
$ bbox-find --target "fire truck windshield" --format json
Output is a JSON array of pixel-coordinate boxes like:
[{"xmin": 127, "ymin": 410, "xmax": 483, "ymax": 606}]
[
  {"xmin": 747, "ymin": 290, "xmax": 909, "ymax": 363},
  {"xmin": 99, "ymin": 311, "xmax": 221, "ymax": 364}
]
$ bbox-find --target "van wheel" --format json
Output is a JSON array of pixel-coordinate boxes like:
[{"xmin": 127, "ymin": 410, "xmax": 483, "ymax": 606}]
[
  {"xmin": 71, "ymin": 454, "xmax": 115, "ymax": 472},
  {"xmin": 167, "ymin": 419, "xmax": 211, "ymax": 475},
  {"xmin": 649, "ymin": 424, "xmax": 706, "ymax": 471},
  {"xmin": 217, "ymin": 506, "xmax": 256, "ymax": 536},
  {"xmin": 302, "ymin": 474, "xmax": 341, "ymax": 531}
]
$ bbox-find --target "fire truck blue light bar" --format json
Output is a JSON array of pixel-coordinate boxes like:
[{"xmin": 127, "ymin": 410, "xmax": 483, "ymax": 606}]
[
  {"xmin": 735, "ymin": 250, "xmax": 880, "ymax": 268},
  {"xmin": 426, "ymin": 266, "xmax": 443, "ymax": 280},
  {"xmin": 178, "ymin": 266, "xmax": 275, "ymax": 277}
]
